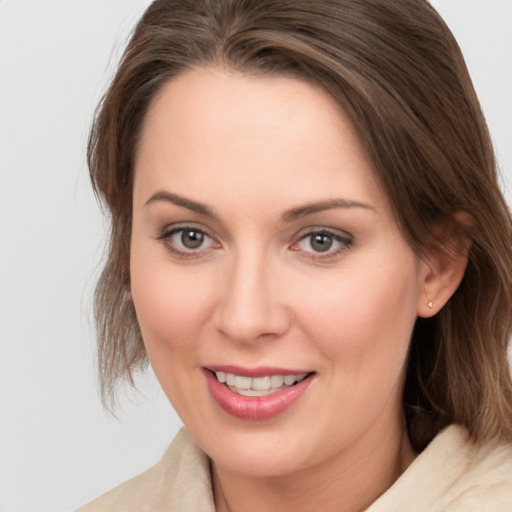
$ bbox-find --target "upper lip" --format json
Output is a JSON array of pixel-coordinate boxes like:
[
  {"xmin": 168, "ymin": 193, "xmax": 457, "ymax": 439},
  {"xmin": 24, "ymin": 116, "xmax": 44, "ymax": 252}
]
[{"xmin": 205, "ymin": 365, "xmax": 313, "ymax": 378}]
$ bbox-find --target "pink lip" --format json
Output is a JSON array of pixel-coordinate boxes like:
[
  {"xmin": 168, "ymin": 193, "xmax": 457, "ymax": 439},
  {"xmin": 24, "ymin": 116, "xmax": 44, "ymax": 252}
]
[
  {"xmin": 203, "ymin": 368, "xmax": 314, "ymax": 421},
  {"xmin": 206, "ymin": 364, "xmax": 311, "ymax": 377}
]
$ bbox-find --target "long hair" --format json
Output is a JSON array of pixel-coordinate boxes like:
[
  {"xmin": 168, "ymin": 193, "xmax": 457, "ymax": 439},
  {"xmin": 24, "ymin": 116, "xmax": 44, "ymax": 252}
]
[{"xmin": 88, "ymin": 0, "xmax": 512, "ymax": 449}]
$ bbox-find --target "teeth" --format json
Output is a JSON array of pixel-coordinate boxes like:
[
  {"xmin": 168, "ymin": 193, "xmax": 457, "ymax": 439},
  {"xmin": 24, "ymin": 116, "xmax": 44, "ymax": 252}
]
[
  {"xmin": 252, "ymin": 376, "xmax": 270, "ymax": 391},
  {"xmin": 236, "ymin": 388, "xmax": 272, "ymax": 397},
  {"xmin": 235, "ymin": 376, "xmax": 252, "ymax": 390},
  {"xmin": 214, "ymin": 371, "xmax": 308, "ymax": 395},
  {"xmin": 283, "ymin": 375, "xmax": 296, "ymax": 386},
  {"xmin": 270, "ymin": 375, "xmax": 284, "ymax": 388}
]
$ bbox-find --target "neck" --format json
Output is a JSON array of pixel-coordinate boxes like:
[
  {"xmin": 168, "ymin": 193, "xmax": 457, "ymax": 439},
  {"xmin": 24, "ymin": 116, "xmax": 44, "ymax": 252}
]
[{"xmin": 212, "ymin": 418, "xmax": 416, "ymax": 512}]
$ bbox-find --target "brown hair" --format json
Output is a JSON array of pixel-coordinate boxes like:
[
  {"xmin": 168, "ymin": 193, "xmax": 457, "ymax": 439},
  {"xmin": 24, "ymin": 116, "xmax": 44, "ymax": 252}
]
[{"xmin": 88, "ymin": 0, "xmax": 512, "ymax": 449}]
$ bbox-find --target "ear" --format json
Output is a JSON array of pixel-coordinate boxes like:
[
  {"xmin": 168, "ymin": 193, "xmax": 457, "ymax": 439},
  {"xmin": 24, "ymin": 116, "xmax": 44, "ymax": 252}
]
[{"xmin": 417, "ymin": 211, "xmax": 473, "ymax": 318}]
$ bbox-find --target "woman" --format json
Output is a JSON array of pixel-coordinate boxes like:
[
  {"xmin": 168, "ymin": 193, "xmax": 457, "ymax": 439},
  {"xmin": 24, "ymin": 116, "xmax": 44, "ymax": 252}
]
[{"xmin": 79, "ymin": 0, "xmax": 512, "ymax": 510}]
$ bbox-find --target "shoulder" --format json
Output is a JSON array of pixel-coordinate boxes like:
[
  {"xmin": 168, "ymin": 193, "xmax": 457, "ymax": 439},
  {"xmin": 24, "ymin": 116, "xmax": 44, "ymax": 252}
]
[
  {"xmin": 368, "ymin": 425, "xmax": 512, "ymax": 512},
  {"xmin": 76, "ymin": 428, "xmax": 215, "ymax": 512},
  {"xmin": 441, "ymin": 428, "xmax": 512, "ymax": 511}
]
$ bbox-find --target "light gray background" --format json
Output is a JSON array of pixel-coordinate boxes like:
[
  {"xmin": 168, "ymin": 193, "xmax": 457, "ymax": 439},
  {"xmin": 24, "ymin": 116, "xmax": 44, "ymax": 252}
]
[{"xmin": 0, "ymin": 1, "xmax": 511, "ymax": 511}]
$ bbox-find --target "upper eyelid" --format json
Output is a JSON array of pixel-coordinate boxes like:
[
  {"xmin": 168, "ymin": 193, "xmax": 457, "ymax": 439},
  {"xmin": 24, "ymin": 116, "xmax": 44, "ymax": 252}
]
[
  {"xmin": 294, "ymin": 225, "xmax": 353, "ymax": 241},
  {"xmin": 157, "ymin": 222, "xmax": 215, "ymax": 239},
  {"xmin": 156, "ymin": 219, "xmax": 235, "ymax": 245}
]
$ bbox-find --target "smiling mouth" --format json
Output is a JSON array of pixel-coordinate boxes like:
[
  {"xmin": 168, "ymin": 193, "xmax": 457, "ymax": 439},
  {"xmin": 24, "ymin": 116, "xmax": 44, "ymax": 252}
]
[
  {"xmin": 213, "ymin": 371, "xmax": 310, "ymax": 397},
  {"xmin": 204, "ymin": 367, "xmax": 315, "ymax": 420}
]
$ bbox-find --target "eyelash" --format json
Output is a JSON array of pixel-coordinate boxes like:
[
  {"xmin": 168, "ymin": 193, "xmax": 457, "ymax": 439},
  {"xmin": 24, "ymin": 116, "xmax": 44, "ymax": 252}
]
[
  {"xmin": 291, "ymin": 228, "xmax": 353, "ymax": 261},
  {"xmin": 155, "ymin": 225, "xmax": 353, "ymax": 261},
  {"xmin": 155, "ymin": 224, "xmax": 219, "ymax": 259}
]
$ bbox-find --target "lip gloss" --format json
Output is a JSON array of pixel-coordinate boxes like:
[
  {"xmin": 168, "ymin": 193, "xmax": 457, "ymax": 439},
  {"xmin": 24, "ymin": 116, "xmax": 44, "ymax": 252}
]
[{"xmin": 203, "ymin": 368, "xmax": 314, "ymax": 420}]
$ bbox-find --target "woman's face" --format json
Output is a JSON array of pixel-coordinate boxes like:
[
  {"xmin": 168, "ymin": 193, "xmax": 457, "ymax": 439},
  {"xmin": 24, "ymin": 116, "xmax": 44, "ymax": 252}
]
[{"xmin": 130, "ymin": 68, "xmax": 429, "ymax": 478}]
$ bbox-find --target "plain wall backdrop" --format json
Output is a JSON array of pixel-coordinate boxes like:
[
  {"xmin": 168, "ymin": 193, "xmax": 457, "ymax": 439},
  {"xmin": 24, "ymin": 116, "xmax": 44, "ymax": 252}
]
[{"xmin": 0, "ymin": 1, "xmax": 511, "ymax": 511}]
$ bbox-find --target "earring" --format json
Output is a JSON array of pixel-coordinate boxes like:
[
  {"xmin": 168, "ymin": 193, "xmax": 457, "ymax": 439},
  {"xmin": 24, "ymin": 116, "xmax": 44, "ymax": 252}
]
[{"xmin": 427, "ymin": 301, "xmax": 434, "ymax": 309}]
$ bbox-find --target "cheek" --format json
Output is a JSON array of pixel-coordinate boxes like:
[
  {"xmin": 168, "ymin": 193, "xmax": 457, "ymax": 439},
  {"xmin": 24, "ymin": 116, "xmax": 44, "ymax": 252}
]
[
  {"xmin": 130, "ymin": 245, "xmax": 215, "ymax": 359},
  {"xmin": 130, "ymin": 251, "xmax": 218, "ymax": 415},
  {"xmin": 289, "ymin": 252, "xmax": 420, "ymax": 377}
]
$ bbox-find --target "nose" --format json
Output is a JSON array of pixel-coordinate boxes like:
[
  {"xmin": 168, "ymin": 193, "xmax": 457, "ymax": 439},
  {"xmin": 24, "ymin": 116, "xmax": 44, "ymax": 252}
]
[{"xmin": 213, "ymin": 250, "xmax": 290, "ymax": 345}]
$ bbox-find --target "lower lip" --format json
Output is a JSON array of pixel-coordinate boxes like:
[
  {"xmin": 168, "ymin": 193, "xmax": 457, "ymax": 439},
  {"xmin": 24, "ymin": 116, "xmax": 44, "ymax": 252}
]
[{"xmin": 203, "ymin": 370, "xmax": 314, "ymax": 421}]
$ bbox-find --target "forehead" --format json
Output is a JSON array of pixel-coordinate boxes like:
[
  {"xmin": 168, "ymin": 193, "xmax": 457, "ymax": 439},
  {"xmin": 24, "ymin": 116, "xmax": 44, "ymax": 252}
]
[{"xmin": 133, "ymin": 67, "xmax": 386, "ymax": 215}]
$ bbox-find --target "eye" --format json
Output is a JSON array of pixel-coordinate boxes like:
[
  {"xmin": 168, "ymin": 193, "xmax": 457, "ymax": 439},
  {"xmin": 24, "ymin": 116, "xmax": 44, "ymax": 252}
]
[
  {"xmin": 156, "ymin": 225, "xmax": 220, "ymax": 258},
  {"xmin": 305, "ymin": 233, "xmax": 336, "ymax": 253},
  {"xmin": 176, "ymin": 229, "xmax": 207, "ymax": 249},
  {"xmin": 291, "ymin": 228, "xmax": 353, "ymax": 260}
]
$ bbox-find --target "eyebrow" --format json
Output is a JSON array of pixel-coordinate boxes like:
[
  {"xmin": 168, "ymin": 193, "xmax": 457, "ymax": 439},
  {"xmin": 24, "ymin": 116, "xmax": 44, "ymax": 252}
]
[
  {"xmin": 144, "ymin": 190, "xmax": 373, "ymax": 221},
  {"xmin": 282, "ymin": 198, "xmax": 374, "ymax": 222},
  {"xmin": 144, "ymin": 190, "xmax": 218, "ymax": 218}
]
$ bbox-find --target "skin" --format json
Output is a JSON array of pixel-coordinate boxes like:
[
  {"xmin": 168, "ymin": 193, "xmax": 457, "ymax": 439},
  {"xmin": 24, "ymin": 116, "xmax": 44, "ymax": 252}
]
[{"xmin": 130, "ymin": 67, "xmax": 464, "ymax": 512}]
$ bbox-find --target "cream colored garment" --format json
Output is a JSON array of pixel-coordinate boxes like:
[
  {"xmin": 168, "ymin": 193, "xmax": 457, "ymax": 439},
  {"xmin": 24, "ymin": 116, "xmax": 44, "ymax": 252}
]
[{"xmin": 77, "ymin": 425, "xmax": 512, "ymax": 512}]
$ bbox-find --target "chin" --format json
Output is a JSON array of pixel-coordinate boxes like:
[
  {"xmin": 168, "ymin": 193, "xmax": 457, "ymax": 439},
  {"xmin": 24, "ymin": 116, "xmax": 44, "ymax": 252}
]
[
  {"xmin": 181, "ymin": 400, "xmax": 335, "ymax": 479},
  {"xmin": 204, "ymin": 427, "xmax": 315, "ymax": 478}
]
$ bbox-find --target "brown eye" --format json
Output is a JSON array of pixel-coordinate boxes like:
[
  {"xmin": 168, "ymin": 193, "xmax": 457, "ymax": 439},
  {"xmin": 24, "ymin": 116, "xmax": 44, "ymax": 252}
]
[
  {"xmin": 292, "ymin": 228, "xmax": 353, "ymax": 260},
  {"xmin": 310, "ymin": 233, "xmax": 333, "ymax": 252},
  {"xmin": 157, "ymin": 225, "xmax": 219, "ymax": 257},
  {"xmin": 181, "ymin": 229, "xmax": 205, "ymax": 249}
]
